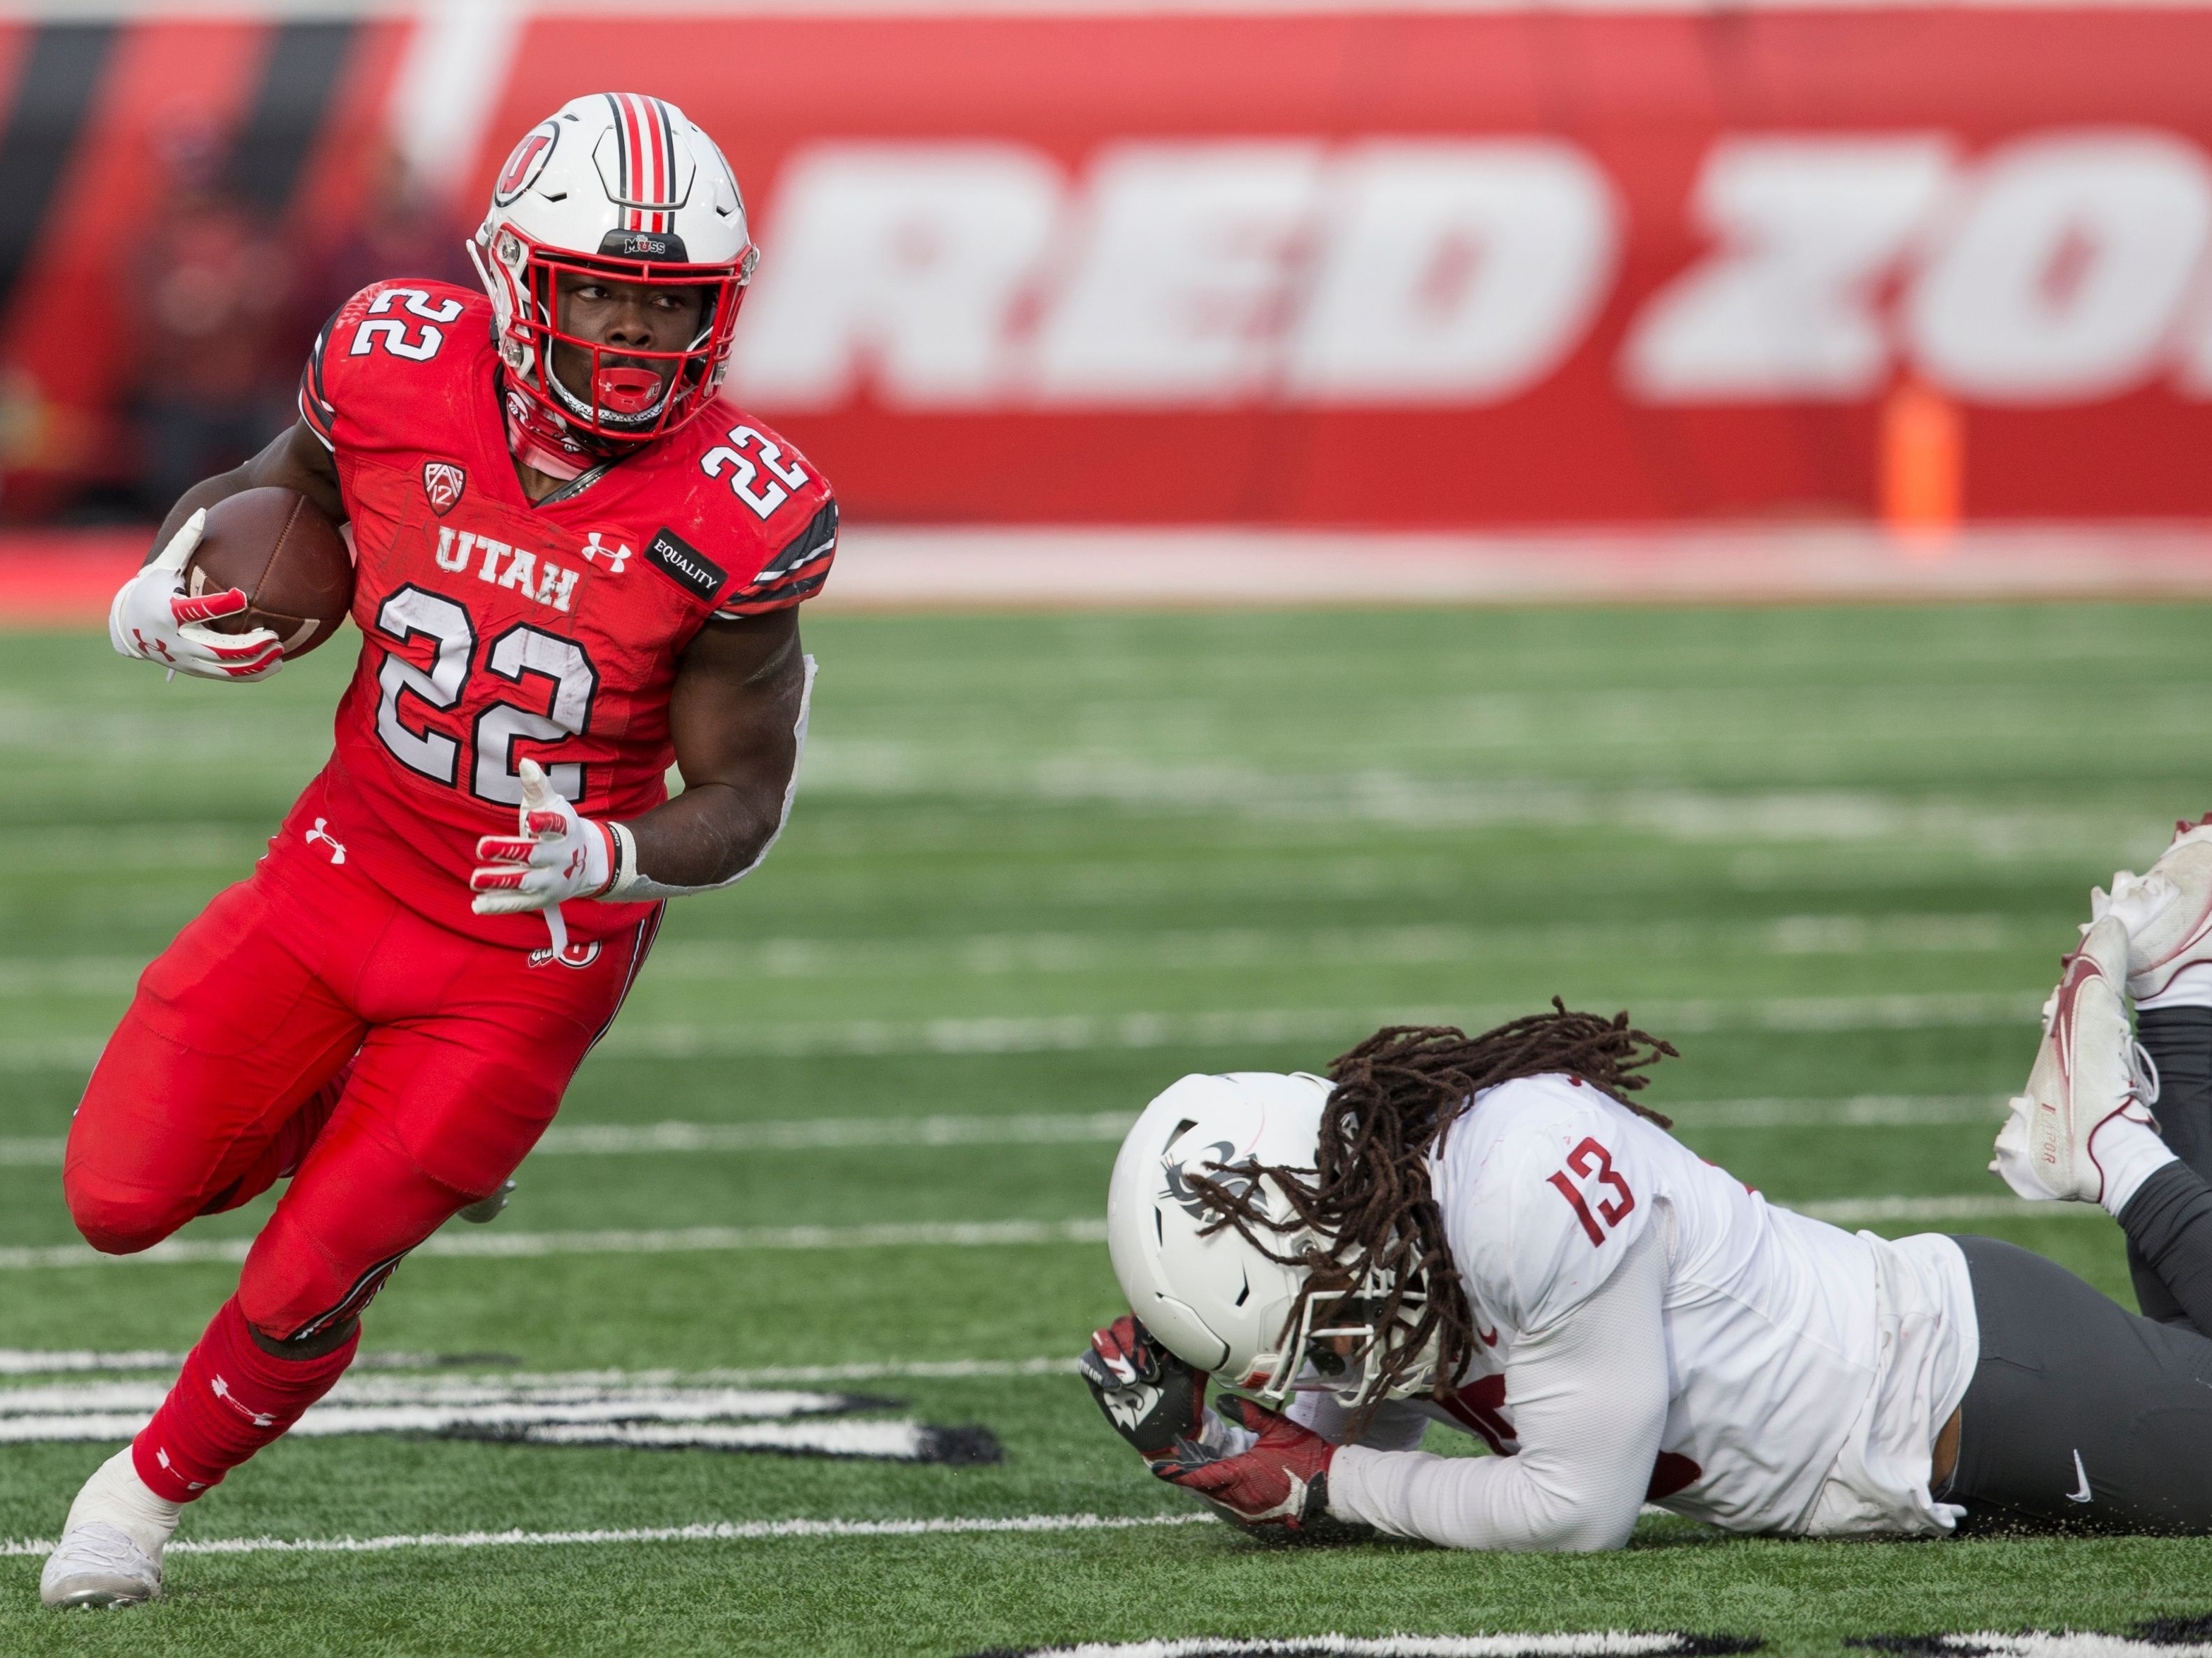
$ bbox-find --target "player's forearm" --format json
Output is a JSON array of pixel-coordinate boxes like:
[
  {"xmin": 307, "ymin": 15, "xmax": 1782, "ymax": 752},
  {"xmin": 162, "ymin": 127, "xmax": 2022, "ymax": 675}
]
[
  {"xmin": 619, "ymin": 776, "xmax": 792, "ymax": 890},
  {"xmin": 602, "ymin": 642, "xmax": 816, "ymax": 901},
  {"xmin": 1328, "ymin": 1233, "xmax": 1668, "ymax": 1552}
]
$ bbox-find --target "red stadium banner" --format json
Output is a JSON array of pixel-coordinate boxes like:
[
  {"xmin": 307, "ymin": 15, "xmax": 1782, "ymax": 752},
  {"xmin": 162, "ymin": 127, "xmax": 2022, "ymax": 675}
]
[{"xmin": 4, "ymin": 6, "xmax": 2212, "ymax": 528}]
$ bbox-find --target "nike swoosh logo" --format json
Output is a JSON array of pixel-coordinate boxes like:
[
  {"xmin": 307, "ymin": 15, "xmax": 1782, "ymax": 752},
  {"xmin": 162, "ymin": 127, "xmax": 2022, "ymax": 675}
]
[
  {"xmin": 1477, "ymin": 1325, "xmax": 1500, "ymax": 1347},
  {"xmin": 2067, "ymin": 1448, "xmax": 2092, "ymax": 1503}
]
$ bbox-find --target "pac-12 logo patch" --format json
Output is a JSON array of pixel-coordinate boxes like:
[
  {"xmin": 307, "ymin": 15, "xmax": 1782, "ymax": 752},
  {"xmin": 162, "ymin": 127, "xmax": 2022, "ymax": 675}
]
[{"xmin": 422, "ymin": 462, "xmax": 467, "ymax": 515}]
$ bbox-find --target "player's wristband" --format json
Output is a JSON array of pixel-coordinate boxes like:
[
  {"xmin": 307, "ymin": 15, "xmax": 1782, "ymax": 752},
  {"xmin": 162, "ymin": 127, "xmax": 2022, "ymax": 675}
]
[{"xmin": 600, "ymin": 820, "xmax": 643, "ymax": 900}]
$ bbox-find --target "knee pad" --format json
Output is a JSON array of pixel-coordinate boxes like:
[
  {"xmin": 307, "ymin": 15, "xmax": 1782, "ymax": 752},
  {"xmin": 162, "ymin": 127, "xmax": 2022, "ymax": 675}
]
[
  {"xmin": 238, "ymin": 1205, "xmax": 408, "ymax": 1344},
  {"xmin": 64, "ymin": 1174, "xmax": 189, "ymax": 1256}
]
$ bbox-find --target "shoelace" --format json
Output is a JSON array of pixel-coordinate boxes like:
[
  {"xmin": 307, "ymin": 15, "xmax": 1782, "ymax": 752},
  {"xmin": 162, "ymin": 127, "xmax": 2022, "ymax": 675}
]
[{"xmin": 2128, "ymin": 1038, "xmax": 2164, "ymax": 1121}]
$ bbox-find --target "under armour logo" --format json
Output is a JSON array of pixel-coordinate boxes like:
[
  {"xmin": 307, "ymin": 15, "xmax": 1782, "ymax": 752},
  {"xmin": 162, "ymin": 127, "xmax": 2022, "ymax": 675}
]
[
  {"xmin": 210, "ymin": 1373, "xmax": 276, "ymax": 1429},
  {"xmin": 304, "ymin": 818, "xmax": 347, "ymax": 865},
  {"xmin": 134, "ymin": 630, "xmax": 174, "ymax": 663},
  {"xmin": 580, "ymin": 531, "xmax": 632, "ymax": 573}
]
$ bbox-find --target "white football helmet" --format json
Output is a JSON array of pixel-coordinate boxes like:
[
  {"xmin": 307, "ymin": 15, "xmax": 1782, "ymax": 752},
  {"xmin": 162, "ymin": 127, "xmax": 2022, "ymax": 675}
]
[
  {"xmin": 471, "ymin": 92, "xmax": 758, "ymax": 445},
  {"xmin": 1106, "ymin": 1071, "xmax": 1441, "ymax": 1410}
]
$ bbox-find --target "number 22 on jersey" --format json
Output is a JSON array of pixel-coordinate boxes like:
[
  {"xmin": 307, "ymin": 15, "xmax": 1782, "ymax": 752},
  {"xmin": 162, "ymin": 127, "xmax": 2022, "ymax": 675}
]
[{"xmin": 1548, "ymin": 1136, "xmax": 1635, "ymax": 1246}]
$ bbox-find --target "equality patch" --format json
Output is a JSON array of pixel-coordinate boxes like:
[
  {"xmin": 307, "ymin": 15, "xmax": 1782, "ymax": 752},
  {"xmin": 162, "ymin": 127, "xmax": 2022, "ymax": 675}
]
[
  {"xmin": 642, "ymin": 526, "xmax": 727, "ymax": 602},
  {"xmin": 0, "ymin": 1371, "xmax": 1000, "ymax": 1466},
  {"xmin": 1852, "ymin": 1621, "xmax": 2212, "ymax": 1657},
  {"xmin": 964, "ymin": 1635, "xmax": 1762, "ymax": 1657}
]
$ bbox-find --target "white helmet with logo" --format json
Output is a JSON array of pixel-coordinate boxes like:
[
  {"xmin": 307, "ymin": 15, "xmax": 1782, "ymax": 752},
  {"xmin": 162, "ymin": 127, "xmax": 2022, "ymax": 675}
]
[
  {"xmin": 471, "ymin": 92, "xmax": 758, "ymax": 445},
  {"xmin": 1106, "ymin": 1071, "xmax": 1441, "ymax": 1410}
]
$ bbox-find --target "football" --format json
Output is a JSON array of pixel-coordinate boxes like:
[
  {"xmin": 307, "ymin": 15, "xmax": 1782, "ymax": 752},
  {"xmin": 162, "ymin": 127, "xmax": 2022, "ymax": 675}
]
[{"xmin": 183, "ymin": 486, "xmax": 354, "ymax": 660}]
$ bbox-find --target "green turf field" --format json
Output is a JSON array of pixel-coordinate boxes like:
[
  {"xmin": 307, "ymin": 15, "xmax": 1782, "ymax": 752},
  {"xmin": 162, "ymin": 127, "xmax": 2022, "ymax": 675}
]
[{"xmin": 1, "ymin": 603, "xmax": 2208, "ymax": 1657}]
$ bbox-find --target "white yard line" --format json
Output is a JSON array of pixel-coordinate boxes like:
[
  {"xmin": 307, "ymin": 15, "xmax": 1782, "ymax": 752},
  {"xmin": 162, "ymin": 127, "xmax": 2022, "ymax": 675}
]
[
  {"xmin": 0, "ymin": 1350, "xmax": 1079, "ymax": 1381},
  {"xmin": 0, "ymin": 1510, "xmax": 1216, "ymax": 1561},
  {"xmin": 0, "ymin": 1194, "xmax": 2097, "ymax": 1273},
  {"xmin": 0, "ymin": 991, "xmax": 2050, "ymax": 1072},
  {"xmin": 0, "ymin": 915, "xmax": 2037, "ymax": 1002},
  {"xmin": 0, "ymin": 1098, "xmax": 2017, "ymax": 1166},
  {"xmin": 585, "ymin": 994, "xmax": 2045, "ymax": 1062},
  {"xmin": 1796, "ymin": 1194, "xmax": 2103, "ymax": 1224},
  {"xmin": 0, "ymin": 1218, "xmax": 1113, "ymax": 1271}
]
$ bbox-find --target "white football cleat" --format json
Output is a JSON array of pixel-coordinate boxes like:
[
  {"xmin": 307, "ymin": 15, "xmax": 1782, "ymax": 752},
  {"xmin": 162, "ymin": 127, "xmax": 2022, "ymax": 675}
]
[
  {"xmin": 2093, "ymin": 814, "xmax": 2212, "ymax": 1002},
  {"xmin": 1992, "ymin": 915, "xmax": 2160, "ymax": 1205},
  {"xmin": 40, "ymin": 1448, "xmax": 181, "ymax": 1609}
]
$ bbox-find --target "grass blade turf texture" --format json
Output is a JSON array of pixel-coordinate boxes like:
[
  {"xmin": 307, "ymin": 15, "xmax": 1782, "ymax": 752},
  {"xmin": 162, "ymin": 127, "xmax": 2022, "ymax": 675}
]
[{"xmin": 0, "ymin": 606, "xmax": 2206, "ymax": 1654}]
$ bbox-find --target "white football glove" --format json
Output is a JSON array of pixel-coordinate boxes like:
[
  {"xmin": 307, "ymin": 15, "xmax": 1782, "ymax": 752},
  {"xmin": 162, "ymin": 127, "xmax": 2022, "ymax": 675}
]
[
  {"xmin": 108, "ymin": 508, "xmax": 285, "ymax": 681},
  {"xmin": 470, "ymin": 759, "xmax": 615, "ymax": 919}
]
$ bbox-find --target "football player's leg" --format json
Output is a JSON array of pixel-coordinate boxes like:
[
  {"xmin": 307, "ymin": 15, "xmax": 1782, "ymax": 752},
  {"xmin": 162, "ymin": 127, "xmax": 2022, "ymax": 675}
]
[
  {"xmin": 2064, "ymin": 820, "xmax": 2212, "ymax": 1320},
  {"xmin": 2122, "ymin": 1007, "xmax": 2212, "ymax": 1323},
  {"xmin": 120, "ymin": 1062, "xmax": 460, "ymax": 1512},
  {"xmin": 66, "ymin": 872, "xmax": 364, "ymax": 1256},
  {"xmin": 124, "ymin": 920, "xmax": 642, "ymax": 1508},
  {"xmin": 1942, "ymin": 1235, "xmax": 2212, "ymax": 1533}
]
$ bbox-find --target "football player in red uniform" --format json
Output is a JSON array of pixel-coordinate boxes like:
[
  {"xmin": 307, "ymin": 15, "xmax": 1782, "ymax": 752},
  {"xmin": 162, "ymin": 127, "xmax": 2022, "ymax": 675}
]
[{"xmin": 47, "ymin": 94, "xmax": 834, "ymax": 1608}]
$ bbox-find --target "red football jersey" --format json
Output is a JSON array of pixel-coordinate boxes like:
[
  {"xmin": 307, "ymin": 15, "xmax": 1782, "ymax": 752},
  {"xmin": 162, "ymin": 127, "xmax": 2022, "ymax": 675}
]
[{"xmin": 283, "ymin": 279, "xmax": 835, "ymax": 949}]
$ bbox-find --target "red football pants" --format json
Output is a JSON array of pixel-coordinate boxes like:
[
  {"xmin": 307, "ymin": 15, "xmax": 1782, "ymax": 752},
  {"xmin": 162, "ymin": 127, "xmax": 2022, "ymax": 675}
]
[{"xmin": 68, "ymin": 833, "xmax": 659, "ymax": 1341}]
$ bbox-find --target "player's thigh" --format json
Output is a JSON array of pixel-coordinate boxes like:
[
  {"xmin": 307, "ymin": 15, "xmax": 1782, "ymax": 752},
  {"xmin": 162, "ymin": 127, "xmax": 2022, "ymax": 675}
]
[
  {"xmin": 235, "ymin": 973, "xmax": 626, "ymax": 1340},
  {"xmin": 1949, "ymin": 1235, "xmax": 2212, "ymax": 1534},
  {"xmin": 364, "ymin": 910, "xmax": 657, "ymax": 1193},
  {"xmin": 68, "ymin": 873, "xmax": 361, "ymax": 1251}
]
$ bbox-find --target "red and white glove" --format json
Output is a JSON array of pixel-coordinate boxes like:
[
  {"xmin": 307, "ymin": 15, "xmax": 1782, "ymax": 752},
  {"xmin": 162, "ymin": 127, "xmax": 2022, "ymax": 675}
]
[
  {"xmin": 1147, "ymin": 1395, "xmax": 1336, "ymax": 1531},
  {"xmin": 108, "ymin": 508, "xmax": 284, "ymax": 681},
  {"xmin": 470, "ymin": 759, "xmax": 616, "ymax": 917}
]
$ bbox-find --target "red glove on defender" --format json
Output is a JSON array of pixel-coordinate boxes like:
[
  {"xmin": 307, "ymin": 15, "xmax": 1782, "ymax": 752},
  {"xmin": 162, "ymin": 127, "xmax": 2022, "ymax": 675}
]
[{"xmin": 1147, "ymin": 1395, "xmax": 1336, "ymax": 1531}]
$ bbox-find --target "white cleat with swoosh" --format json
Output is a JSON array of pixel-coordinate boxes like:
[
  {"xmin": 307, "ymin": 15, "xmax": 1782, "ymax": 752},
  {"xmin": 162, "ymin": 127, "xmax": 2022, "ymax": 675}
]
[{"xmin": 1992, "ymin": 915, "xmax": 2160, "ymax": 1206}]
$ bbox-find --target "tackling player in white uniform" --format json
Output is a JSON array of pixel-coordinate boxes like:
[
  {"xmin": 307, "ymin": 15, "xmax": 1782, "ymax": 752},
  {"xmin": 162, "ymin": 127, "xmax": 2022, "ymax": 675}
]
[{"xmin": 1082, "ymin": 816, "xmax": 2212, "ymax": 1545}]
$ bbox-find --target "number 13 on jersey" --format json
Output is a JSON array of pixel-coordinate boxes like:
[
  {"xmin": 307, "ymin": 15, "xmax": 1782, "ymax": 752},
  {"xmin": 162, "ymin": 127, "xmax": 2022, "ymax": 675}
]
[{"xmin": 1548, "ymin": 1136, "xmax": 1635, "ymax": 1246}]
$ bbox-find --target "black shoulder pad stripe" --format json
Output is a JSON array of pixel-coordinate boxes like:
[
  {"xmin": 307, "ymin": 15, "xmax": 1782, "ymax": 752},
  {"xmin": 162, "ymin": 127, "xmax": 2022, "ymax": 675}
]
[
  {"xmin": 755, "ymin": 499, "xmax": 838, "ymax": 584},
  {"xmin": 301, "ymin": 306, "xmax": 342, "ymax": 434}
]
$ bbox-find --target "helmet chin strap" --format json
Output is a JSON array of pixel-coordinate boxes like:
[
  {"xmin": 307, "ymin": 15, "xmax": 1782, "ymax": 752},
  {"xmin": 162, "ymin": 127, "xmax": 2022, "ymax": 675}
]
[{"xmin": 503, "ymin": 381, "xmax": 602, "ymax": 481}]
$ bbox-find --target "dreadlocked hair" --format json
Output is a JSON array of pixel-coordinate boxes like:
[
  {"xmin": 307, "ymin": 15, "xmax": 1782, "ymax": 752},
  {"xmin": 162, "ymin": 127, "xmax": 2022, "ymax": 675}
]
[{"xmin": 1183, "ymin": 999, "xmax": 1678, "ymax": 1431}]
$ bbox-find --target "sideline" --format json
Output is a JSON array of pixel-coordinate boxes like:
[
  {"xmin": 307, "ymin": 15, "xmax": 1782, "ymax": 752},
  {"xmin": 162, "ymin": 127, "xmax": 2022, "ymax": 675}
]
[{"xmin": 11, "ymin": 523, "xmax": 2212, "ymax": 621}]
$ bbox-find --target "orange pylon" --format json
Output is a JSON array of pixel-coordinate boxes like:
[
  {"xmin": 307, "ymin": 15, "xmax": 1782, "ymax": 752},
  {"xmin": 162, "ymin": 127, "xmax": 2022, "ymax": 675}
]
[{"xmin": 1881, "ymin": 378, "xmax": 1963, "ymax": 552}]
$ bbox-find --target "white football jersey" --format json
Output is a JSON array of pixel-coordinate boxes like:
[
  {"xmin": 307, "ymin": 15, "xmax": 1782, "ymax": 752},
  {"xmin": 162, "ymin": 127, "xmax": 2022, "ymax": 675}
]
[{"xmin": 1404, "ymin": 1072, "xmax": 1979, "ymax": 1536}]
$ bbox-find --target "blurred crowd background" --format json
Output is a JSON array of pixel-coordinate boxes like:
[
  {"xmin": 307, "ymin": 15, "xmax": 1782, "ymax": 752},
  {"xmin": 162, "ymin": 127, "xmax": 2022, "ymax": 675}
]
[{"xmin": 0, "ymin": 1, "xmax": 2207, "ymax": 533}]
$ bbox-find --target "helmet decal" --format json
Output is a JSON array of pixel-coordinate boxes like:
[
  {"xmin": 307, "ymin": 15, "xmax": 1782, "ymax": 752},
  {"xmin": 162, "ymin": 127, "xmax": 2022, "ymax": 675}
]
[
  {"xmin": 598, "ymin": 92, "xmax": 685, "ymax": 232},
  {"xmin": 472, "ymin": 92, "xmax": 754, "ymax": 449},
  {"xmin": 494, "ymin": 123, "xmax": 558, "ymax": 208},
  {"xmin": 1161, "ymin": 1142, "xmax": 1254, "ymax": 1221}
]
